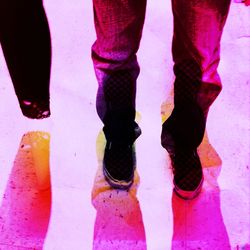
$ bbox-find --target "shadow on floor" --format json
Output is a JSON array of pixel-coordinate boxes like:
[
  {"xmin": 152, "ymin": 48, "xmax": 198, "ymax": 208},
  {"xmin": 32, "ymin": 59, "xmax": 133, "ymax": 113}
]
[
  {"xmin": 0, "ymin": 131, "xmax": 51, "ymax": 250},
  {"xmin": 171, "ymin": 133, "xmax": 230, "ymax": 250},
  {"xmin": 91, "ymin": 131, "xmax": 147, "ymax": 250}
]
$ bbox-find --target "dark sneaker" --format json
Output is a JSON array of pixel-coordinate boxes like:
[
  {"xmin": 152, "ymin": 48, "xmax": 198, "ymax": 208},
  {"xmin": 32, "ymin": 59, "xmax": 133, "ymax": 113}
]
[
  {"xmin": 169, "ymin": 149, "xmax": 203, "ymax": 200},
  {"xmin": 103, "ymin": 141, "xmax": 136, "ymax": 190},
  {"xmin": 161, "ymin": 104, "xmax": 205, "ymax": 200}
]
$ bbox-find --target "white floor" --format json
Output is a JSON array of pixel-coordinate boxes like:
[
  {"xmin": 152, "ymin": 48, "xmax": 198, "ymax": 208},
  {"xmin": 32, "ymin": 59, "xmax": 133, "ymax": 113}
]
[{"xmin": 0, "ymin": 1, "xmax": 249, "ymax": 249}]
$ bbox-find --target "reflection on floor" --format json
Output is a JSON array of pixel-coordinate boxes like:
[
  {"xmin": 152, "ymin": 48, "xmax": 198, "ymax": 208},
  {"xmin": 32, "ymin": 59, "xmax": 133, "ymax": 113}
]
[{"xmin": 0, "ymin": 0, "xmax": 249, "ymax": 249}]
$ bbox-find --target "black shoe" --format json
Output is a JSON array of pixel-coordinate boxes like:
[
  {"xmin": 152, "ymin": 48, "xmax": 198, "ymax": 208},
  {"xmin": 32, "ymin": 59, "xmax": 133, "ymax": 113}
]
[
  {"xmin": 169, "ymin": 149, "xmax": 203, "ymax": 200},
  {"xmin": 103, "ymin": 141, "xmax": 136, "ymax": 190},
  {"xmin": 161, "ymin": 105, "xmax": 205, "ymax": 200},
  {"xmin": 161, "ymin": 123, "xmax": 204, "ymax": 200}
]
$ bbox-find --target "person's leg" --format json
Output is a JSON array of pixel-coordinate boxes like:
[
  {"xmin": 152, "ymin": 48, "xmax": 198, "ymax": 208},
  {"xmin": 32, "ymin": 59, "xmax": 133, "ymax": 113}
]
[
  {"xmin": 0, "ymin": 0, "xmax": 51, "ymax": 119},
  {"xmin": 162, "ymin": 0, "xmax": 231, "ymax": 199},
  {"xmin": 92, "ymin": 0, "xmax": 146, "ymax": 188}
]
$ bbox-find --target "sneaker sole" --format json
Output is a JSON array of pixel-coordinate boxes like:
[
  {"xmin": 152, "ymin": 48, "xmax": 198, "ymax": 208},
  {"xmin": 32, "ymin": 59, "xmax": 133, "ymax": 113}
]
[
  {"xmin": 173, "ymin": 175, "xmax": 204, "ymax": 200},
  {"xmin": 103, "ymin": 166, "xmax": 134, "ymax": 190}
]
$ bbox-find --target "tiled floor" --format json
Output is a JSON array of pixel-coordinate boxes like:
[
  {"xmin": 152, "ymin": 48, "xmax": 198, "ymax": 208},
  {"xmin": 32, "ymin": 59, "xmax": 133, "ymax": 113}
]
[{"xmin": 0, "ymin": 1, "xmax": 250, "ymax": 249}]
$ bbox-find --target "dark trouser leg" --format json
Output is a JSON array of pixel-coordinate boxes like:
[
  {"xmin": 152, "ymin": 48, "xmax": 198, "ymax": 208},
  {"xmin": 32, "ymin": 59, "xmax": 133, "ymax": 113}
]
[
  {"xmin": 92, "ymin": 0, "xmax": 146, "ymax": 144},
  {"xmin": 162, "ymin": 0, "xmax": 231, "ymax": 152},
  {"xmin": 0, "ymin": 0, "xmax": 51, "ymax": 119}
]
